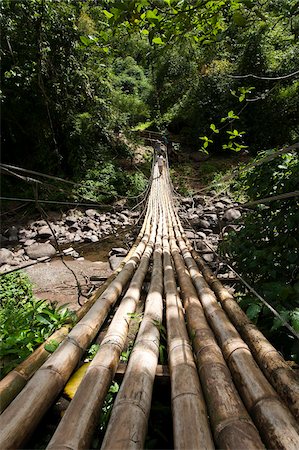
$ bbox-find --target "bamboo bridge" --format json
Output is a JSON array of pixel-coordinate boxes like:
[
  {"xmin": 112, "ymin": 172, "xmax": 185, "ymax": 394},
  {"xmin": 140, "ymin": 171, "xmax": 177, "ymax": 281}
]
[{"xmin": 0, "ymin": 158, "xmax": 299, "ymax": 450}]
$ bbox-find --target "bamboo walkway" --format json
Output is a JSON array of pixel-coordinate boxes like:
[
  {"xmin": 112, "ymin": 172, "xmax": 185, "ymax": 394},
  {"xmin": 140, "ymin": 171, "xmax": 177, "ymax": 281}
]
[{"xmin": 0, "ymin": 160, "xmax": 299, "ymax": 449}]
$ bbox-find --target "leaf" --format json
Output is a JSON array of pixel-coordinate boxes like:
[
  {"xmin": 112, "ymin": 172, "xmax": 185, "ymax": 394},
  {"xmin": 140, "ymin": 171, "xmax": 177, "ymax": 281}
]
[
  {"xmin": 246, "ymin": 303, "xmax": 262, "ymax": 320},
  {"xmin": 152, "ymin": 37, "xmax": 164, "ymax": 45},
  {"xmin": 233, "ymin": 11, "xmax": 246, "ymax": 27},
  {"xmin": 44, "ymin": 339, "xmax": 59, "ymax": 353},
  {"xmin": 80, "ymin": 36, "xmax": 92, "ymax": 46},
  {"xmin": 103, "ymin": 10, "xmax": 113, "ymax": 19},
  {"xmin": 210, "ymin": 123, "xmax": 219, "ymax": 133}
]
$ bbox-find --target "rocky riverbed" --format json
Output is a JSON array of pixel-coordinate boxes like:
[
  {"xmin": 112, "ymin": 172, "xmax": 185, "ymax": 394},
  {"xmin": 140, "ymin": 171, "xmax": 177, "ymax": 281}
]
[
  {"xmin": 0, "ymin": 208, "xmax": 139, "ymax": 273},
  {"xmin": 0, "ymin": 193, "xmax": 244, "ymax": 308}
]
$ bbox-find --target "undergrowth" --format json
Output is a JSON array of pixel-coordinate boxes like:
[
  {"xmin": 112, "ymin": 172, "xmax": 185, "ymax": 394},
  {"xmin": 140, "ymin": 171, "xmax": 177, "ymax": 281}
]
[
  {"xmin": 0, "ymin": 271, "xmax": 75, "ymax": 377},
  {"xmin": 220, "ymin": 148, "xmax": 299, "ymax": 361}
]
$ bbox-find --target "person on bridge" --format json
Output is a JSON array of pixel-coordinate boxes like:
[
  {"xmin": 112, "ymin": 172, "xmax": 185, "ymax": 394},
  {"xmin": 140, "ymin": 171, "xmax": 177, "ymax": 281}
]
[{"xmin": 157, "ymin": 154, "xmax": 165, "ymax": 176}]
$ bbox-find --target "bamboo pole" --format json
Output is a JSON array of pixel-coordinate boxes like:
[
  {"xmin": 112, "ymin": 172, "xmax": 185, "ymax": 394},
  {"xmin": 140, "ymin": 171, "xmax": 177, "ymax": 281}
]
[
  {"xmin": 0, "ymin": 198, "xmax": 154, "ymax": 449},
  {"xmin": 168, "ymin": 199, "xmax": 299, "ymax": 449},
  {"xmin": 165, "ymin": 198, "xmax": 263, "ymax": 449},
  {"xmin": 162, "ymin": 179, "xmax": 215, "ymax": 450},
  {"xmin": 101, "ymin": 171, "xmax": 163, "ymax": 449},
  {"xmin": 47, "ymin": 186, "xmax": 158, "ymax": 450},
  {"xmin": 190, "ymin": 250, "xmax": 299, "ymax": 421}
]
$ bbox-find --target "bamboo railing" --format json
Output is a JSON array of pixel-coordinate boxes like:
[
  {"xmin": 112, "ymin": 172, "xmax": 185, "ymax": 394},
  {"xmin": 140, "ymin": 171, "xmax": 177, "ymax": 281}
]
[{"xmin": 0, "ymin": 158, "xmax": 298, "ymax": 450}]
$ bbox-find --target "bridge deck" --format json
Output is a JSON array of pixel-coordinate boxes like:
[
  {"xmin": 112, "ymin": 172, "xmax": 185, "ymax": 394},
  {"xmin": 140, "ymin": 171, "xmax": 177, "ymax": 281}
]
[{"xmin": 0, "ymin": 162, "xmax": 299, "ymax": 449}]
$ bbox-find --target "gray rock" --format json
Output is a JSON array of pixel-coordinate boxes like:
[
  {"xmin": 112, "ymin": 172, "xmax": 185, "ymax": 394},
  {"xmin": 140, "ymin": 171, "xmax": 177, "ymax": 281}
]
[
  {"xmin": 24, "ymin": 239, "xmax": 36, "ymax": 247},
  {"xmin": 83, "ymin": 222, "xmax": 97, "ymax": 231},
  {"xmin": 25, "ymin": 243, "xmax": 56, "ymax": 260},
  {"xmin": 215, "ymin": 202, "xmax": 225, "ymax": 209},
  {"xmin": 63, "ymin": 247, "xmax": 74, "ymax": 255},
  {"xmin": 90, "ymin": 235, "xmax": 99, "ymax": 243},
  {"xmin": 202, "ymin": 253, "xmax": 215, "ymax": 263},
  {"xmin": 128, "ymin": 211, "xmax": 140, "ymax": 219},
  {"xmin": 220, "ymin": 197, "xmax": 233, "ymax": 205},
  {"xmin": 0, "ymin": 264, "xmax": 11, "ymax": 273},
  {"xmin": 195, "ymin": 240, "xmax": 208, "ymax": 251},
  {"xmin": 109, "ymin": 247, "xmax": 128, "ymax": 257},
  {"xmin": 109, "ymin": 254, "xmax": 125, "ymax": 271},
  {"xmin": 98, "ymin": 214, "xmax": 107, "ymax": 222},
  {"xmin": 7, "ymin": 226, "xmax": 19, "ymax": 242},
  {"xmin": 33, "ymin": 220, "xmax": 47, "ymax": 228},
  {"xmin": 181, "ymin": 197, "xmax": 193, "ymax": 205},
  {"xmin": 223, "ymin": 208, "xmax": 242, "ymax": 221},
  {"xmin": 38, "ymin": 226, "xmax": 53, "ymax": 239},
  {"xmin": 185, "ymin": 231, "xmax": 198, "ymax": 240},
  {"xmin": 204, "ymin": 214, "xmax": 219, "ymax": 228},
  {"xmin": 198, "ymin": 219, "xmax": 210, "ymax": 229},
  {"xmin": 118, "ymin": 213, "xmax": 129, "ymax": 222},
  {"xmin": 0, "ymin": 248, "xmax": 14, "ymax": 266},
  {"xmin": 86, "ymin": 209, "xmax": 98, "ymax": 218},
  {"xmin": 65, "ymin": 216, "xmax": 77, "ymax": 226},
  {"xmin": 68, "ymin": 224, "xmax": 80, "ymax": 232},
  {"xmin": 197, "ymin": 231, "xmax": 207, "ymax": 240}
]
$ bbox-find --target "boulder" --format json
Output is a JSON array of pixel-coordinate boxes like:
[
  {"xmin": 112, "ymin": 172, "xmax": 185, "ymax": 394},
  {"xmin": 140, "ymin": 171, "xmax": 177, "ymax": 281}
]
[
  {"xmin": 87, "ymin": 222, "xmax": 97, "ymax": 231},
  {"xmin": 25, "ymin": 243, "xmax": 56, "ymax": 260},
  {"xmin": 24, "ymin": 239, "xmax": 36, "ymax": 246},
  {"xmin": 7, "ymin": 226, "xmax": 19, "ymax": 242},
  {"xmin": 65, "ymin": 216, "xmax": 77, "ymax": 226},
  {"xmin": 33, "ymin": 220, "xmax": 47, "ymax": 228},
  {"xmin": 0, "ymin": 248, "xmax": 14, "ymax": 266},
  {"xmin": 0, "ymin": 264, "xmax": 11, "ymax": 273},
  {"xmin": 202, "ymin": 253, "xmax": 215, "ymax": 263},
  {"xmin": 215, "ymin": 202, "xmax": 225, "ymax": 209},
  {"xmin": 204, "ymin": 214, "xmax": 219, "ymax": 229},
  {"xmin": 198, "ymin": 219, "xmax": 210, "ymax": 229},
  {"xmin": 118, "ymin": 213, "xmax": 129, "ymax": 223},
  {"xmin": 90, "ymin": 235, "xmax": 99, "ymax": 243},
  {"xmin": 109, "ymin": 254, "xmax": 125, "ymax": 271},
  {"xmin": 109, "ymin": 247, "xmax": 128, "ymax": 257},
  {"xmin": 85, "ymin": 209, "xmax": 98, "ymax": 218},
  {"xmin": 181, "ymin": 197, "xmax": 193, "ymax": 206},
  {"xmin": 223, "ymin": 208, "xmax": 242, "ymax": 221},
  {"xmin": 68, "ymin": 224, "xmax": 80, "ymax": 232},
  {"xmin": 38, "ymin": 226, "xmax": 53, "ymax": 239}
]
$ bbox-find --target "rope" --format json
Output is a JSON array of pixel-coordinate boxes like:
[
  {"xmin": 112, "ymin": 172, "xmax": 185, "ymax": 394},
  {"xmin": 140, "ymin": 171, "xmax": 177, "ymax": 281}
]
[
  {"xmin": 0, "ymin": 196, "xmax": 113, "ymax": 209},
  {"xmin": 229, "ymin": 69, "xmax": 299, "ymax": 81},
  {"xmin": 244, "ymin": 191, "xmax": 299, "ymax": 207},
  {"xmin": 0, "ymin": 162, "xmax": 150, "ymax": 201}
]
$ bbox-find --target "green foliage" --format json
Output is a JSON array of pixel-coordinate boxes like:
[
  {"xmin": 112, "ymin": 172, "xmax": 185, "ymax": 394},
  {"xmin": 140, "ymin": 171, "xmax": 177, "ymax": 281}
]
[
  {"xmin": 98, "ymin": 381, "xmax": 119, "ymax": 433},
  {"xmin": 73, "ymin": 161, "xmax": 148, "ymax": 203},
  {"xmin": 153, "ymin": 319, "xmax": 167, "ymax": 364},
  {"xmin": 85, "ymin": 343, "xmax": 100, "ymax": 361},
  {"xmin": 0, "ymin": 271, "xmax": 74, "ymax": 377},
  {"xmin": 221, "ymin": 149, "xmax": 299, "ymax": 360}
]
